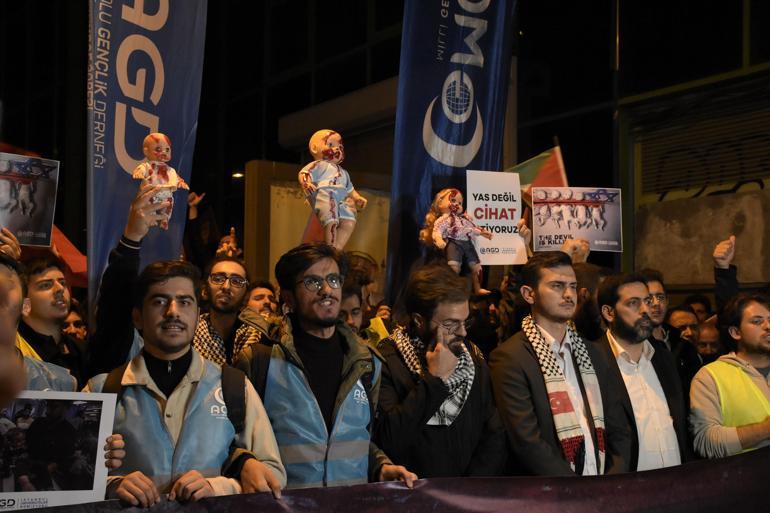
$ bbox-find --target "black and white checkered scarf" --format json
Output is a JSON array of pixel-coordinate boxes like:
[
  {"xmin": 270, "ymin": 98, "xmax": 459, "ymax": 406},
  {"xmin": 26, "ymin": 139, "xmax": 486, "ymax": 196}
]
[
  {"xmin": 192, "ymin": 313, "xmax": 262, "ymax": 366},
  {"xmin": 391, "ymin": 326, "xmax": 475, "ymax": 426}
]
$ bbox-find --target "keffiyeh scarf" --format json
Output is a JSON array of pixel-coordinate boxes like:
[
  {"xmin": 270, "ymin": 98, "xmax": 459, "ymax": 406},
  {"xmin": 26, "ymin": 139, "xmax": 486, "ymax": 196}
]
[
  {"xmin": 391, "ymin": 326, "xmax": 475, "ymax": 426},
  {"xmin": 193, "ymin": 313, "xmax": 262, "ymax": 366},
  {"xmin": 522, "ymin": 315, "xmax": 606, "ymax": 473}
]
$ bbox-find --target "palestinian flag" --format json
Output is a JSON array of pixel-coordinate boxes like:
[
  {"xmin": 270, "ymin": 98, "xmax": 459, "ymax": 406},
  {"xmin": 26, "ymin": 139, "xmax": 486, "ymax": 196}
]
[{"xmin": 505, "ymin": 146, "xmax": 568, "ymax": 206}]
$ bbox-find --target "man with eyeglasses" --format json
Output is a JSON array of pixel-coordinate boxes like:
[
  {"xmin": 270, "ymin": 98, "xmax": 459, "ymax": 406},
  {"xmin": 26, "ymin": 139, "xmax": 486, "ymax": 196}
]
[
  {"xmin": 592, "ymin": 273, "xmax": 690, "ymax": 470},
  {"xmin": 373, "ymin": 264, "xmax": 506, "ymax": 478},
  {"xmin": 489, "ymin": 252, "xmax": 631, "ymax": 476},
  {"xmin": 638, "ymin": 269, "xmax": 702, "ymax": 392},
  {"xmin": 192, "ymin": 256, "xmax": 264, "ymax": 366},
  {"xmin": 235, "ymin": 242, "xmax": 416, "ymax": 489}
]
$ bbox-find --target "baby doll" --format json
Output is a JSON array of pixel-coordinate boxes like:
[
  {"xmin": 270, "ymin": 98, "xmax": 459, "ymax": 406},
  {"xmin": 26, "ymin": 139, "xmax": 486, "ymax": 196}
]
[
  {"xmin": 420, "ymin": 188, "xmax": 493, "ymax": 295},
  {"xmin": 132, "ymin": 132, "xmax": 189, "ymax": 230},
  {"xmin": 298, "ymin": 129, "xmax": 367, "ymax": 250}
]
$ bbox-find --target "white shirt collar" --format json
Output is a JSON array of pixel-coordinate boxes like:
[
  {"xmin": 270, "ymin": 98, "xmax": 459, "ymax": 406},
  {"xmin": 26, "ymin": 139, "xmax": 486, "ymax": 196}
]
[{"xmin": 607, "ymin": 329, "xmax": 655, "ymax": 364}]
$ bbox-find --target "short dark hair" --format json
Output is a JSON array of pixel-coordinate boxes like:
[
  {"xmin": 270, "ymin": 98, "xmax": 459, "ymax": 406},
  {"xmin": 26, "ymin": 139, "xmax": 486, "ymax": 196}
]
[
  {"xmin": 573, "ymin": 262, "xmax": 602, "ymax": 295},
  {"xmin": 133, "ymin": 260, "xmax": 201, "ymax": 309},
  {"xmin": 520, "ymin": 251, "xmax": 572, "ymax": 289},
  {"xmin": 683, "ymin": 294, "xmax": 712, "ymax": 315},
  {"xmin": 0, "ymin": 253, "xmax": 26, "ymax": 296},
  {"xmin": 341, "ymin": 282, "xmax": 363, "ymax": 306},
  {"xmin": 22, "ymin": 256, "xmax": 64, "ymax": 291},
  {"xmin": 247, "ymin": 279, "xmax": 276, "ymax": 295},
  {"xmin": 203, "ymin": 255, "xmax": 250, "ymax": 282},
  {"xmin": 718, "ymin": 293, "xmax": 770, "ymax": 337},
  {"xmin": 665, "ymin": 304, "xmax": 697, "ymax": 324},
  {"xmin": 637, "ymin": 268, "xmax": 665, "ymax": 290},
  {"xmin": 346, "ymin": 251, "xmax": 378, "ymax": 288},
  {"xmin": 274, "ymin": 243, "xmax": 348, "ymax": 291},
  {"xmin": 403, "ymin": 264, "xmax": 470, "ymax": 320},
  {"xmin": 597, "ymin": 272, "xmax": 649, "ymax": 311}
]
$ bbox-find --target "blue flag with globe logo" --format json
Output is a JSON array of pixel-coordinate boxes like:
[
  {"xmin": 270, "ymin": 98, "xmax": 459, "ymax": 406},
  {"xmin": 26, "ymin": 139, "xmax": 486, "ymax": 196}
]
[{"xmin": 386, "ymin": 0, "xmax": 517, "ymax": 298}]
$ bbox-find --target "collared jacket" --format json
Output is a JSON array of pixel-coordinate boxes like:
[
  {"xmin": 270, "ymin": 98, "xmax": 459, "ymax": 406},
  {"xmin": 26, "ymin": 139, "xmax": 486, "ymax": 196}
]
[
  {"xmin": 489, "ymin": 330, "xmax": 632, "ymax": 476},
  {"xmin": 591, "ymin": 333, "xmax": 692, "ymax": 469},
  {"xmin": 86, "ymin": 348, "xmax": 286, "ymax": 496},
  {"xmin": 690, "ymin": 353, "xmax": 770, "ymax": 458},
  {"xmin": 235, "ymin": 318, "xmax": 390, "ymax": 489}
]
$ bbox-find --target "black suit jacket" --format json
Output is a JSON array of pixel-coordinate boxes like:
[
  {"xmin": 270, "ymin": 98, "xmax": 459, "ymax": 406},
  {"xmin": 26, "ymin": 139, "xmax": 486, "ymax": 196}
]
[
  {"xmin": 591, "ymin": 333, "xmax": 693, "ymax": 469},
  {"xmin": 489, "ymin": 330, "xmax": 632, "ymax": 476}
]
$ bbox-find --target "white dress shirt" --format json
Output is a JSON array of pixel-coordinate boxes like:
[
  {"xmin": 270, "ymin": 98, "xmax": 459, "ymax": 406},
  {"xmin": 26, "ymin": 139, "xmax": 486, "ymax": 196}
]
[
  {"xmin": 539, "ymin": 325, "xmax": 598, "ymax": 476},
  {"xmin": 607, "ymin": 330, "xmax": 681, "ymax": 470}
]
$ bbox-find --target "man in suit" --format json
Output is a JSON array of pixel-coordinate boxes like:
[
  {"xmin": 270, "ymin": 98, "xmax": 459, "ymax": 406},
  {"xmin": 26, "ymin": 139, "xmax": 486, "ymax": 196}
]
[
  {"xmin": 593, "ymin": 273, "xmax": 691, "ymax": 471},
  {"xmin": 489, "ymin": 252, "xmax": 630, "ymax": 476}
]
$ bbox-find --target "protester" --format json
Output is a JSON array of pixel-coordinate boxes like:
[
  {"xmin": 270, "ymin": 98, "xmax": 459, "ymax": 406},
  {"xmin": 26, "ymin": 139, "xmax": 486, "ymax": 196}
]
[
  {"xmin": 638, "ymin": 268, "xmax": 701, "ymax": 391},
  {"xmin": 235, "ymin": 242, "xmax": 416, "ymax": 489},
  {"xmin": 374, "ymin": 264, "xmax": 506, "ymax": 477},
  {"xmin": 245, "ymin": 280, "xmax": 278, "ymax": 316},
  {"xmin": 193, "ymin": 255, "xmax": 264, "ymax": 366},
  {"xmin": 666, "ymin": 305, "xmax": 701, "ymax": 346},
  {"xmin": 690, "ymin": 293, "xmax": 770, "ymax": 458},
  {"xmin": 696, "ymin": 322, "xmax": 724, "ymax": 364},
  {"xmin": 62, "ymin": 299, "xmax": 88, "ymax": 352},
  {"xmin": 339, "ymin": 283, "xmax": 364, "ymax": 335},
  {"xmin": 594, "ymin": 273, "xmax": 690, "ymax": 470},
  {"xmin": 18, "ymin": 257, "xmax": 85, "ymax": 385},
  {"xmin": 682, "ymin": 294, "xmax": 712, "ymax": 323},
  {"xmin": 465, "ymin": 289, "xmax": 502, "ymax": 359},
  {"xmin": 86, "ymin": 259, "xmax": 285, "ymax": 505},
  {"xmin": 489, "ymin": 251, "xmax": 630, "ymax": 476}
]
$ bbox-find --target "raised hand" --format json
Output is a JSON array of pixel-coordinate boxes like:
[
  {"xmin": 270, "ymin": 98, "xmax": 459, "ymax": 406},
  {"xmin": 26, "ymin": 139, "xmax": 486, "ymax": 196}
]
[{"xmin": 713, "ymin": 235, "xmax": 736, "ymax": 269}]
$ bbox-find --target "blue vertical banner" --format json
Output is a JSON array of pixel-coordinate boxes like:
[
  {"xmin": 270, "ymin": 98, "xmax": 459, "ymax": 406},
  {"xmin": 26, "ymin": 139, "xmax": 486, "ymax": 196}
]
[
  {"xmin": 87, "ymin": 0, "xmax": 207, "ymax": 308},
  {"xmin": 387, "ymin": 0, "xmax": 516, "ymax": 298}
]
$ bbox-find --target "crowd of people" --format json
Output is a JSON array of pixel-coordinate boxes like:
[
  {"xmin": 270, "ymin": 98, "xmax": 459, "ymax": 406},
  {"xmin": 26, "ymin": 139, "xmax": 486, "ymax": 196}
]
[{"xmin": 0, "ymin": 184, "xmax": 768, "ymax": 507}]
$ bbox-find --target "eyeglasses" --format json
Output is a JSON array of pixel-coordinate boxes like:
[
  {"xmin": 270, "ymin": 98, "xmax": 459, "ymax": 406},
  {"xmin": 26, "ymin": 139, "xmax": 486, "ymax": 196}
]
[
  {"xmin": 433, "ymin": 318, "xmax": 474, "ymax": 335},
  {"xmin": 297, "ymin": 273, "xmax": 343, "ymax": 292},
  {"xmin": 209, "ymin": 273, "xmax": 249, "ymax": 289}
]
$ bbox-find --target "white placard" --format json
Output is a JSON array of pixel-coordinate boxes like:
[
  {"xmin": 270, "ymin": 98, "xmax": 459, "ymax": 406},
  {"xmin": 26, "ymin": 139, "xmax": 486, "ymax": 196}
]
[
  {"xmin": 466, "ymin": 170, "xmax": 527, "ymax": 265},
  {"xmin": 0, "ymin": 391, "xmax": 116, "ymax": 510}
]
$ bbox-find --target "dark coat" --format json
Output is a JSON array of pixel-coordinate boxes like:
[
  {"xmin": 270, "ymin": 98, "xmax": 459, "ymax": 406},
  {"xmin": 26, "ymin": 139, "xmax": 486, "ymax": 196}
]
[
  {"xmin": 489, "ymin": 330, "xmax": 632, "ymax": 476},
  {"xmin": 373, "ymin": 338, "xmax": 507, "ymax": 478},
  {"xmin": 590, "ymin": 333, "xmax": 693, "ymax": 469}
]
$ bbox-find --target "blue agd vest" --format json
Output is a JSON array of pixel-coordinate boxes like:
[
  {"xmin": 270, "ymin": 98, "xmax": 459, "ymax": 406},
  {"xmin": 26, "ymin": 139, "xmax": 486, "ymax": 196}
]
[
  {"xmin": 24, "ymin": 357, "xmax": 77, "ymax": 392},
  {"xmin": 263, "ymin": 344, "xmax": 381, "ymax": 489},
  {"xmin": 91, "ymin": 360, "xmax": 234, "ymax": 491}
]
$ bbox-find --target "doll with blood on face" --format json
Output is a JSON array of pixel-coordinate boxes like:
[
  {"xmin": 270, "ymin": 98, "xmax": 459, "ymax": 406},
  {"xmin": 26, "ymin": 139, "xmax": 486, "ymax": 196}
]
[
  {"xmin": 420, "ymin": 188, "xmax": 493, "ymax": 295},
  {"xmin": 132, "ymin": 132, "xmax": 189, "ymax": 230},
  {"xmin": 298, "ymin": 129, "xmax": 367, "ymax": 250}
]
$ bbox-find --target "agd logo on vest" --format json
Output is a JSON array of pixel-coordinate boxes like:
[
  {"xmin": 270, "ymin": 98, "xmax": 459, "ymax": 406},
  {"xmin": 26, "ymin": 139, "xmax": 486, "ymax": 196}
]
[{"xmin": 210, "ymin": 386, "xmax": 228, "ymax": 419}]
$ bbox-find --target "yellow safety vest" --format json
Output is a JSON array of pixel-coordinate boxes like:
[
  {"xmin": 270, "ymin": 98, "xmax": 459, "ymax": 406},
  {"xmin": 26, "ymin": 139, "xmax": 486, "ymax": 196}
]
[{"xmin": 706, "ymin": 360, "xmax": 770, "ymax": 453}]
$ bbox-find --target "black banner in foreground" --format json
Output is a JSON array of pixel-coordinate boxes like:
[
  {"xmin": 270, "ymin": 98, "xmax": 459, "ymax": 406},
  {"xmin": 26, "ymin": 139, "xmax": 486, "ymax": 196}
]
[{"xmin": 34, "ymin": 447, "xmax": 766, "ymax": 513}]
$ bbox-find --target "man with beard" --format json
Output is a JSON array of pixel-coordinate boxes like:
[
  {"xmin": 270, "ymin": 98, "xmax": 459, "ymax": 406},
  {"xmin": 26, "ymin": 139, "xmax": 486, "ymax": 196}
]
[
  {"xmin": 193, "ymin": 256, "xmax": 263, "ymax": 365},
  {"xmin": 690, "ymin": 293, "xmax": 770, "ymax": 458},
  {"xmin": 17, "ymin": 257, "xmax": 85, "ymax": 385},
  {"xmin": 638, "ymin": 269, "xmax": 702, "ymax": 391},
  {"xmin": 235, "ymin": 243, "xmax": 416, "ymax": 489},
  {"xmin": 489, "ymin": 252, "xmax": 630, "ymax": 476},
  {"xmin": 374, "ymin": 264, "xmax": 506, "ymax": 477},
  {"xmin": 86, "ymin": 260, "xmax": 285, "ymax": 505},
  {"xmin": 592, "ymin": 274, "xmax": 690, "ymax": 470}
]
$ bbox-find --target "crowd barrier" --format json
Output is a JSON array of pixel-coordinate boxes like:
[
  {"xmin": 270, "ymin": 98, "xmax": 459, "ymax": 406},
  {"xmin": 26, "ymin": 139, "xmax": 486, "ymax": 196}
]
[{"xmin": 38, "ymin": 446, "xmax": 767, "ymax": 513}]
